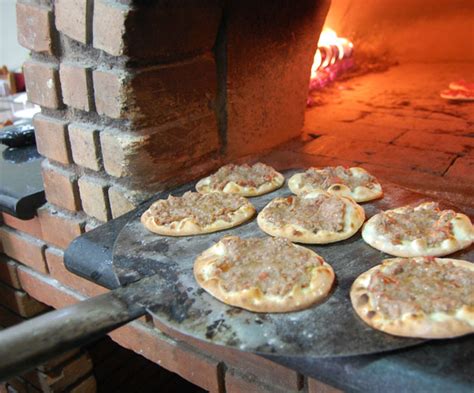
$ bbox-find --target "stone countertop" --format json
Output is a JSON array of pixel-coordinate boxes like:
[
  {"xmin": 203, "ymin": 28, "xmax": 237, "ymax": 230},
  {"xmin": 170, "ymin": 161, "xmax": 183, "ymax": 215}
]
[
  {"xmin": 65, "ymin": 198, "xmax": 474, "ymax": 393},
  {"xmin": 0, "ymin": 144, "xmax": 45, "ymax": 219}
]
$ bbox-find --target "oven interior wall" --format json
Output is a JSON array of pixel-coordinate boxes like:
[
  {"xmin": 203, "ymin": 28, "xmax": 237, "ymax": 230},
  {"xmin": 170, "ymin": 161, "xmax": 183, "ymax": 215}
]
[
  {"xmin": 301, "ymin": 0, "xmax": 474, "ymax": 208},
  {"xmin": 325, "ymin": 0, "xmax": 474, "ymax": 63}
]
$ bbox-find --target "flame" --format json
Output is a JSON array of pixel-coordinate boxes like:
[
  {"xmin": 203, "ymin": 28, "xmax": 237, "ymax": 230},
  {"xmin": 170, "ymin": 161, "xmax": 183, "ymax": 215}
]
[
  {"xmin": 317, "ymin": 28, "xmax": 339, "ymax": 46},
  {"xmin": 311, "ymin": 28, "xmax": 353, "ymax": 78}
]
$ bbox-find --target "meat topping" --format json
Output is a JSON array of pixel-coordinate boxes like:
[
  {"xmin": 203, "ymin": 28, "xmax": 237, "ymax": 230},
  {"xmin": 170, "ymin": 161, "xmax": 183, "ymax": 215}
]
[
  {"xmin": 368, "ymin": 257, "xmax": 474, "ymax": 319},
  {"xmin": 149, "ymin": 191, "xmax": 250, "ymax": 226},
  {"xmin": 214, "ymin": 237, "xmax": 324, "ymax": 296},
  {"xmin": 264, "ymin": 194, "xmax": 346, "ymax": 233},
  {"xmin": 374, "ymin": 202, "xmax": 455, "ymax": 246},
  {"xmin": 300, "ymin": 166, "xmax": 376, "ymax": 191},
  {"xmin": 206, "ymin": 163, "xmax": 277, "ymax": 190}
]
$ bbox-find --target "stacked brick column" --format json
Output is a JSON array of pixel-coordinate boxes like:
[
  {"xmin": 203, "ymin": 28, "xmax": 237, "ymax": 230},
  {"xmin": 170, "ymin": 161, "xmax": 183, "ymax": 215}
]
[{"xmin": 18, "ymin": 0, "xmax": 328, "ymax": 225}]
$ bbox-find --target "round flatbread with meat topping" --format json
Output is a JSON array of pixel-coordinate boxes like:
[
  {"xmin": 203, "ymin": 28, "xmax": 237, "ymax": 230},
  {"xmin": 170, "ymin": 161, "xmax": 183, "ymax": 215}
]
[
  {"xmin": 257, "ymin": 192, "xmax": 365, "ymax": 244},
  {"xmin": 362, "ymin": 202, "xmax": 473, "ymax": 257},
  {"xmin": 350, "ymin": 257, "xmax": 474, "ymax": 338},
  {"xmin": 288, "ymin": 166, "xmax": 382, "ymax": 202},
  {"xmin": 141, "ymin": 192, "xmax": 255, "ymax": 236},
  {"xmin": 194, "ymin": 236, "xmax": 335, "ymax": 312},
  {"xmin": 196, "ymin": 163, "xmax": 285, "ymax": 197}
]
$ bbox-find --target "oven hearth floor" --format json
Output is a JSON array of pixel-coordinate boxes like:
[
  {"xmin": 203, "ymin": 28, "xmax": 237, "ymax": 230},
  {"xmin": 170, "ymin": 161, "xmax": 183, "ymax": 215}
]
[{"xmin": 263, "ymin": 62, "xmax": 474, "ymax": 210}]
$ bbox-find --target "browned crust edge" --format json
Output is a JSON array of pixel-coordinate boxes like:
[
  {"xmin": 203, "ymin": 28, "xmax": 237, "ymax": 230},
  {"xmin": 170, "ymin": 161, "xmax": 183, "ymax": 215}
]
[
  {"xmin": 361, "ymin": 203, "xmax": 474, "ymax": 257},
  {"xmin": 141, "ymin": 202, "xmax": 256, "ymax": 236},
  {"xmin": 193, "ymin": 239, "xmax": 335, "ymax": 313},
  {"xmin": 257, "ymin": 194, "xmax": 366, "ymax": 244},
  {"xmin": 350, "ymin": 257, "xmax": 474, "ymax": 338},
  {"xmin": 288, "ymin": 167, "xmax": 383, "ymax": 203}
]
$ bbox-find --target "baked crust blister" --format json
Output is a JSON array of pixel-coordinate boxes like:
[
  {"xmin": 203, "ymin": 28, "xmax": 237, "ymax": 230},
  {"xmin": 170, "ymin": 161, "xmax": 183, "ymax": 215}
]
[
  {"xmin": 350, "ymin": 257, "xmax": 474, "ymax": 338},
  {"xmin": 257, "ymin": 192, "xmax": 366, "ymax": 244},
  {"xmin": 288, "ymin": 166, "xmax": 383, "ymax": 203},
  {"xmin": 196, "ymin": 163, "xmax": 285, "ymax": 197},
  {"xmin": 194, "ymin": 236, "xmax": 335, "ymax": 313},
  {"xmin": 141, "ymin": 192, "xmax": 255, "ymax": 236},
  {"xmin": 362, "ymin": 202, "xmax": 474, "ymax": 257}
]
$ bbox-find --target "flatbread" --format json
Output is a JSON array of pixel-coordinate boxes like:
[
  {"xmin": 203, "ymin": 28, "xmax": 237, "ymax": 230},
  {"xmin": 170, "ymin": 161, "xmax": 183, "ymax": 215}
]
[
  {"xmin": 351, "ymin": 257, "xmax": 474, "ymax": 338},
  {"xmin": 196, "ymin": 163, "xmax": 285, "ymax": 197},
  {"xmin": 362, "ymin": 202, "xmax": 473, "ymax": 257},
  {"xmin": 257, "ymin": 192, "xmax": 365, "ymax": 244},
  {"xmin": 141, "ymin": 191, "xmax": 255, "ymax": 236},
  {"xmin": 288, "ymin": 166, "xmax": 383, "ymax": 202},
  {"xmin": 194, "ymin": 236, "xmax": 335, "ymax": 312}
]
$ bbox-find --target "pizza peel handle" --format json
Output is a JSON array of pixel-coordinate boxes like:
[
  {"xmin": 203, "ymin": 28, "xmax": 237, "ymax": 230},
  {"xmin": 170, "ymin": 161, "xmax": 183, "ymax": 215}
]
[{"xmin": 0, "ymin": 277, "xmax": 152, "ymax": 382}]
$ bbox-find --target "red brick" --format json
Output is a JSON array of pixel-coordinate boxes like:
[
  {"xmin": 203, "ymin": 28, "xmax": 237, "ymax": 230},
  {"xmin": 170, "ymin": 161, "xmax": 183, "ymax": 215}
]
[
  {"xmin": 303, "ymin": 120, "xmax": 403, "ymax": 144},
  {"xmin": 55, "ymin": 0, "xmax": 89, "ymax": 44},
  {"xmin": 37, "ymin": 205, "xmax": 85, "ymax": 249},
  {"xmin": 17, "ymin": 265, "xmax": 82, "ymax": 309},
  {"xmin": 445, "ymin": 155, "xmax": 474, "ymax": 182},
  {"xmin": 33, "ymin": 114, "xmax": 71, "ymax": 165},
  {"xmin": 92, "ymin": 0, "xmax": 128, "ymax": 56},
  {"xmin": 25, "ymin": 354, "xmax": 93, "ymax": 392},
  {"xmin": 45, "ymin": 247, "xmax": 107, "ymax": 297},
  {"xmin": 16, "ymin": 2, "xmax": 53, "ymax": 54},
  {"xmin": 225, "ymin": 369, "xmax": 290, "ymax": 393},
  {"xmin": 78, "ymin": 176, "xmax": 110, "ymax": 221},
  {"xmin": 38, "ymin": 349, "xmax": 81, "ymax": 372},
  {"xmin": 92, "ymin": 70, "xmax": 126, "ymax": 119},
  {"xmin": 59, "ymin": 64, "xmax": 92, "ymax": 111},
  {"xmin": 154, "ymin": 318, "xmax": 302, "ymax": 392},
  {"xmin": 0, "ymin": 255, "xmax": 22, "ymax": 289},
  {"xmin": 308, "ymin": 377, "xmax": 343, "ymax": 393},
  {"xmin": 0, "ymin": 227, "xmax": 48, "ymax": 274},
  {"xmin": 69, "ymin": 375, "xmax": 97, "ymax": 393},
  {"xmin": 301, "ymin": 135, "xmax": 457, "ymax": 175},
  {"xmin": 394, "ymin": 131, "xmax": 474, "ymax": 154},
  {"xmin": 108, "ymin": 186, "xmax": 138, "ymax": 219},
  {"xmin": 130, "ymin": 56, "xmax": 217, "ymax": 127},
  {"xmin": 41, "ymin": 160, "xmax": 81, "ymax": 212},
  {"xmin": 93, "ymin": 0, "xmax": 221, "ymax": 59},
  {"xmin": 0, "ymin": 281, "xmax": 48, "ymax": 317},
  {"xmin": 108, "ymin": 321, "xmax": 222, "ymax": 393},
  {"xmin": 24, "ymin": 61, "xmax": 61, "ymax": 109},
  {"xmin": 68, "ymin": 123, "xmax": 101, "ymax": 171},
  {"xmin": 0, "ymin": 304, "xmax": 24, "ymax": 327},
  {"xmin": 100, "ymin": 115, "xmax": 218, "ymax": 184},
  {"xmin": 0, "ymin": 212, "xmax": 43, "ymax": 239}
]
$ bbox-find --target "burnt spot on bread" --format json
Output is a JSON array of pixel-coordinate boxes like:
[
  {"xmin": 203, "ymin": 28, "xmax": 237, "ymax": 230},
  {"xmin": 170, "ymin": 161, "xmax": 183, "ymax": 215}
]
[
  {"xmin": 358, "ymin": 293, "xmax": 369, "ymax": 306},
  {"xmin": 367, "ymin": 310, "xmax": 376, "ymax": 319}
]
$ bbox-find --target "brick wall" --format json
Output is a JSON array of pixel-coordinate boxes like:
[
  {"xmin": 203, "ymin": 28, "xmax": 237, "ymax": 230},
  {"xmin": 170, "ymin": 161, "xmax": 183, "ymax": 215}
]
[{"xmin": 18, "ymin": 0, "xmax": 329, "ymax": 225}]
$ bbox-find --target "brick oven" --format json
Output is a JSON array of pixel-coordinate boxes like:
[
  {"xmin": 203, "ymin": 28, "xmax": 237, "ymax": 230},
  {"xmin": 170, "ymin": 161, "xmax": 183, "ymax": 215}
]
[{"xmin": 1, "ymin": 0, "xmax": 473, "ymax": 392}]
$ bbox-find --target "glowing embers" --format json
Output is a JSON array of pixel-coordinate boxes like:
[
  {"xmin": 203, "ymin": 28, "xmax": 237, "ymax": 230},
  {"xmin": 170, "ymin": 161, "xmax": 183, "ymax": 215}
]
[{"xmin": 308, "ymin": 28, "xmax": 354, "ymax": 106}]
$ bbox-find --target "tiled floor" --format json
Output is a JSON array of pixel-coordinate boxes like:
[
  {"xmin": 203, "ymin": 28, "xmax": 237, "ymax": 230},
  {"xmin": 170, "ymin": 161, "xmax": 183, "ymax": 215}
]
[{"xmin": 264, "ymin": 62, "xmax": 474, "ymax": 211}]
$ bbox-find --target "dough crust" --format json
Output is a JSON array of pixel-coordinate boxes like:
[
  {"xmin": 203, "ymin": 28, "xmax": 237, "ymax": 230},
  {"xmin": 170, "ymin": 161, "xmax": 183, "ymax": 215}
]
[
  {"xmin": 351, "ymin": 257, "xmax": 474, "ymax": 338},
  {"xmin": 257, "ymin": 192, "xmax": 365, "ymax": 244},
  {"xmin": 196, "ymin": 163, "xmax": 284, "ymax": 197},
  {"xmin": 194, "ymin": 236, "xmax": 335, "ymax": 312},
  {"xmin": 362, "ymin": 202, "xmax": 474, "ymax": 257},
  {"xmin": 288, "ymin": 167, "xmax": 382, "ymax": 203},
  {"xmin": 141, "ymin": 193, "xmax": 255, "ymax": 236}
]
